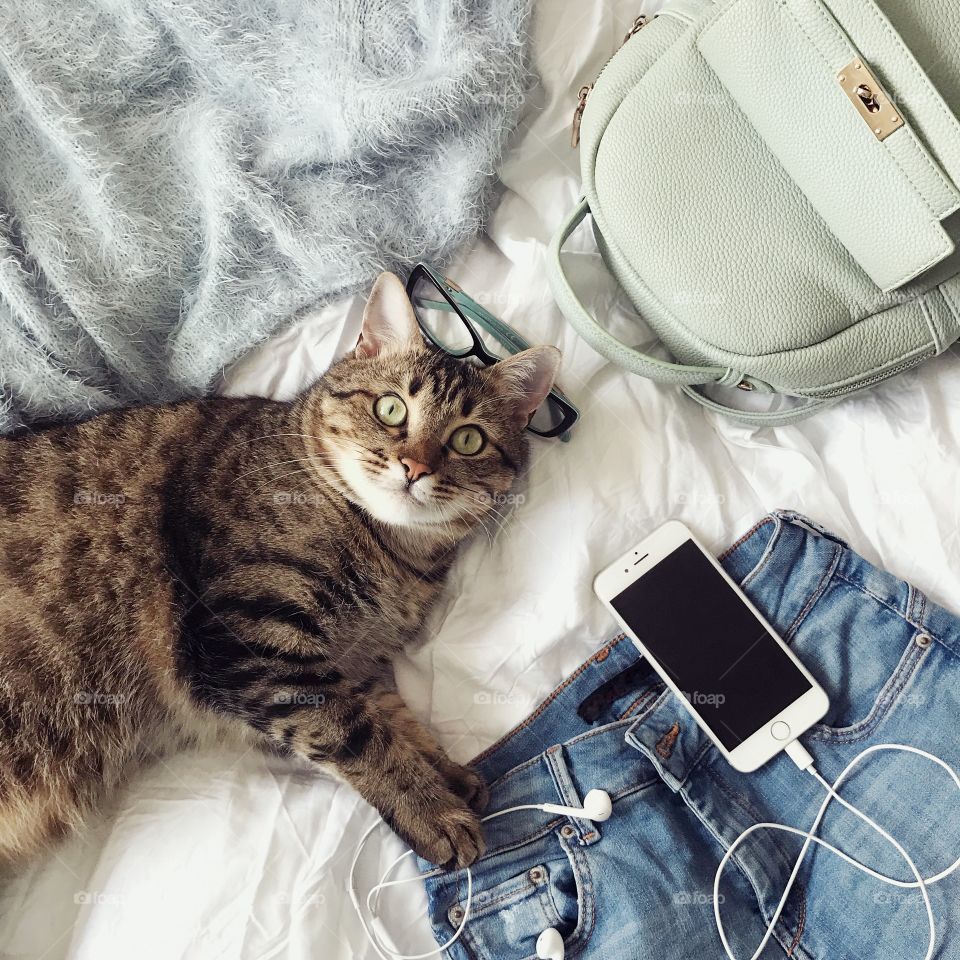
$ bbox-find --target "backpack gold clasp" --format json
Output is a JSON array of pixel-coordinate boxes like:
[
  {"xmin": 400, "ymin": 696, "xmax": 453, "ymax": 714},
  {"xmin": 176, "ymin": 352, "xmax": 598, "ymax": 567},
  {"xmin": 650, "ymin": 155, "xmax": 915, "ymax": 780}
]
[{"xmin": 838, "ymin": 59, "xmax": 904, "ymax": 141}]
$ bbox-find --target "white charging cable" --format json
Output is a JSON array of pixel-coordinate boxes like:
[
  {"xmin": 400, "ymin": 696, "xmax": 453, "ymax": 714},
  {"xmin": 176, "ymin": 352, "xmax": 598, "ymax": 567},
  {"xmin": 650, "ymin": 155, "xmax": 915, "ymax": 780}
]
[
  {"xmin": 715, "ymin": 741, "xmax": 960, "ymax": 960},
  {"xmin": 349, "ymin": 789, "xmax": 612, "ymax": 960}
]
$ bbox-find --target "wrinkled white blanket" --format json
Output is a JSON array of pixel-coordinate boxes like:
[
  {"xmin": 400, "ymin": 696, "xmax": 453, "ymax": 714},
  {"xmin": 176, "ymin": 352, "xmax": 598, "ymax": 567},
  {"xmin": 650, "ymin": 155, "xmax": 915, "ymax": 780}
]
[{"xmin": 3, "ymin": 1, "xmax": 960, "ymax": 957}]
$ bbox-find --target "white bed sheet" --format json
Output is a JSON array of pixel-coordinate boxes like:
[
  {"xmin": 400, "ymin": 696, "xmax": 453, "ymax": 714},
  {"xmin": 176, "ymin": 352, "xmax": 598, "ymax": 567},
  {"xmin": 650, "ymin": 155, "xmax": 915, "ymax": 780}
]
[{"xmin": 4, "ymin": 1, "xmax": 960, "ymax": 957}]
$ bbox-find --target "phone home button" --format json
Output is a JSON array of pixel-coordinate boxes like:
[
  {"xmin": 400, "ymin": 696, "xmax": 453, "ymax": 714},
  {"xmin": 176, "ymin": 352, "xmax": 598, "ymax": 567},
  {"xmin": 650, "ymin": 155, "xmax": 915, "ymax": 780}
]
[{"xmin": 771, "ymin": 721, "xmax": 791, "ymax": 741}]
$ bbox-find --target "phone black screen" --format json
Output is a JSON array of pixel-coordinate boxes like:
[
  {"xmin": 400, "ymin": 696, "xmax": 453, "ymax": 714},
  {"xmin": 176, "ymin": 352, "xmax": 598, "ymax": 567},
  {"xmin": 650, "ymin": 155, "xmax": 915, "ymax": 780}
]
[{"xmin": 610, "ymin": 539, "xmax": 812, "ymax": 750}]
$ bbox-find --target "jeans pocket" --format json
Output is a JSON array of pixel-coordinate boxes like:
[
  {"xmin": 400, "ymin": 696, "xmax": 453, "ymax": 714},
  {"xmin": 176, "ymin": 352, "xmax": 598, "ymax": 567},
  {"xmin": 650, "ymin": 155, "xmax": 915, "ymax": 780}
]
[
  {"xmin": 794, "ymin": 580, "xmax": 934, "ymax": 744},
  {"xmin": 446, "ymin": 831, "xmax": 595, "ymax": 960}
]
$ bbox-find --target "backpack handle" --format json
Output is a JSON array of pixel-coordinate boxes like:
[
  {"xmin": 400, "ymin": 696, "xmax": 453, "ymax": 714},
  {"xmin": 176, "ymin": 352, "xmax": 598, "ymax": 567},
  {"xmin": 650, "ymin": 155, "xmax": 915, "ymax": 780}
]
[{"xmin": 546, "ymin": 198, "xmax": 729, "ymax": 386}]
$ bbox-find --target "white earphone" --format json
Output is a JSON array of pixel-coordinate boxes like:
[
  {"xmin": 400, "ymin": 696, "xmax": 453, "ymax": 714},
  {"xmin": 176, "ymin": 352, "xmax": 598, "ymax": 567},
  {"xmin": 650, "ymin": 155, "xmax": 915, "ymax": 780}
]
[
  {"xmin": 535, "ymin": 926, "xmax": 565, "ymax": 959},
  {"xmin": 539, "ymin": 788, "xmax": 612, "ymax": 822},
  {"xmin": 351, "ymin": 788, "xmax": 614, "ymax": 960}
]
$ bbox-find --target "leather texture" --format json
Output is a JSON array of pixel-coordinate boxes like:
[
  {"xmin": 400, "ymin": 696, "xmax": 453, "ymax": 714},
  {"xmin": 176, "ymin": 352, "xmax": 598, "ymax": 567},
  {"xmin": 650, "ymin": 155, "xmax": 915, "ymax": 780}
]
[
  {"xmin": 699, "ymin": 0, "xmax": 960, "ymax": 292},
  {"xmin": 547, "ymin": 0, "xmax": 960, "ymax": 425}
]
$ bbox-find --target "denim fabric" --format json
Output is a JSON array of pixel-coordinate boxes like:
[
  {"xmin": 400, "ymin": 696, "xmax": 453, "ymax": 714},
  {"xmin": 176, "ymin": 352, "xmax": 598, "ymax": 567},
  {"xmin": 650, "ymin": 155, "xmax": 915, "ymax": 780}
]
[{"xmin": 419, "ymin": 511, "xmax": 960, "ymax": 959}]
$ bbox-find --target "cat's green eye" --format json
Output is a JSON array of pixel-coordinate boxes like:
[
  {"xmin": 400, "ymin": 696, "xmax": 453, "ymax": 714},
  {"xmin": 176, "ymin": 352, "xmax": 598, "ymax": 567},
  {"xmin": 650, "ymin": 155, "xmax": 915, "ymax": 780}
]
[
  {"xmin": 449, "ymin": 425, "xmax": 486, "ymax": 456},
  {"xmin": 374, "ymin": 394, "xmax": 407, "ymax": 427}
]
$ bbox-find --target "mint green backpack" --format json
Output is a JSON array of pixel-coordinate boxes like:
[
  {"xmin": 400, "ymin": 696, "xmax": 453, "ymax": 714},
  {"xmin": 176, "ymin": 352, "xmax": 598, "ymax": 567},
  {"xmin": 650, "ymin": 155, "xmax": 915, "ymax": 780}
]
[{"xmin": 547, "ymin": 0, "xmax": 960, "ymax": 424}]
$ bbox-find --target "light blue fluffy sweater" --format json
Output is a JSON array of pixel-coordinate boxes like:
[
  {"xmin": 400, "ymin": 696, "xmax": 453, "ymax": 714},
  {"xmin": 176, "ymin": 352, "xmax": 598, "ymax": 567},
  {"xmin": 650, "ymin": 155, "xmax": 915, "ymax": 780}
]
[{"xmin": 0, "ymin": 0, "xmax": 532, "ymax": 431}]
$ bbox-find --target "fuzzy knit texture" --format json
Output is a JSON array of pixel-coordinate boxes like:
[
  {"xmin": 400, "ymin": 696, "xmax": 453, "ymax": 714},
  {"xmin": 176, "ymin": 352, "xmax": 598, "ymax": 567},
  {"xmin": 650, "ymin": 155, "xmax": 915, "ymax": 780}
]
[{"xmin": 0, "ymin": 0, "xmax": 533, "ymax": 432}]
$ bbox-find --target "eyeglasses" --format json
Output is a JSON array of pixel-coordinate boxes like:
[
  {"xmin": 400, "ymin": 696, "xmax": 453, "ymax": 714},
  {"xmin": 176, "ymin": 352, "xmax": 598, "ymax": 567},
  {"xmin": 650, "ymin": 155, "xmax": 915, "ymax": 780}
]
[{"xmin": 405, "ymin": 264, "xmax": 579, "ymax": 440}]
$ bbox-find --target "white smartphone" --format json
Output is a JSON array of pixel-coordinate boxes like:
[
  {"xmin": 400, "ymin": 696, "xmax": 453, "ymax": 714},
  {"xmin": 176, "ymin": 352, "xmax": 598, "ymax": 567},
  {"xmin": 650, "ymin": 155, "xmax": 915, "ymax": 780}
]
[{"xmin": 594, "ymin": 520, "xmax": 829, "ymax": 773}]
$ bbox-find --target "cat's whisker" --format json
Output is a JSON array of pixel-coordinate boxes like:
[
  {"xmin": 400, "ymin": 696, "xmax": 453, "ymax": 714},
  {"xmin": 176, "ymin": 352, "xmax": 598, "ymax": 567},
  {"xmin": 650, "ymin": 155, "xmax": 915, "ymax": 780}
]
[
  {"xmin": 229, "ymin": 431, "xmax": 326, "ymax": 449},
  {"xmin": 233, "ymin": 456, "xmax": 321, "ymax": 482},
  {"xmin": 465, "ymin": 499, "xmax": 514, "ymax": 536},
  {"xmin": 332, "ymin": 436, "xmax": 392, "ymax": 462},
  {"xmin": 467, "ymin": 513, "xmax": 501, "ymax": 546},
  {"xmin": 242, "ymin": 453, "xmax": 334, "ymax": 490},
  {"xmin": 248, "ymin": 461, "xmax": 347, "ymax": 496},
  {"xmin": 447, "ymin": 500, "xmax": 506, "ymax": 543},
  {"xmin": 252, "ymin": 466, "xmax": 331, "ymax": 495}
]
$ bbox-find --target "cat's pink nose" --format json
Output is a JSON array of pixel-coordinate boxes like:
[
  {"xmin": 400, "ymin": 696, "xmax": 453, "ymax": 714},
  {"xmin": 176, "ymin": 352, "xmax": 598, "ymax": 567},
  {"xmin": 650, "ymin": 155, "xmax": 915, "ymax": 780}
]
[{"xmin": 400, "ymin": 457, "xmax": 432, "ymax": 484}]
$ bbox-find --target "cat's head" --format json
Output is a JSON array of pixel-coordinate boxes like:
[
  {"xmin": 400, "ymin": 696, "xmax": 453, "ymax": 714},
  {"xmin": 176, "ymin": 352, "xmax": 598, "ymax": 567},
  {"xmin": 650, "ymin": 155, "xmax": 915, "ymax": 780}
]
[{"xmin": 308, "ymin": 272, "xmax": 560, "ymax": 530}]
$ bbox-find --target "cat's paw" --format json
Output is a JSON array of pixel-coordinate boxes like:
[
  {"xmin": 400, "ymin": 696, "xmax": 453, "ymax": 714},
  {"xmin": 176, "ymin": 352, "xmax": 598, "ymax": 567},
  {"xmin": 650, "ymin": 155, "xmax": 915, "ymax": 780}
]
[
  {"xmin": 435, "ymin": 758, "xmax": 489, "ymax": 813},
  {"xmin": 393, "ymin": 793, "xmax": 485, "ymax": 869}
]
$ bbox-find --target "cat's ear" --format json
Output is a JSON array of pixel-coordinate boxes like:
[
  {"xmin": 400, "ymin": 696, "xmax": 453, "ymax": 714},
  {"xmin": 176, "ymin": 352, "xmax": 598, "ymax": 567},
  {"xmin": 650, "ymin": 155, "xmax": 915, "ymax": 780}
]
[
  {"xmin": 488, "ymin": 346, "xmax": 561, "ymax": 424},
  {"xmin": 355, "ymin": 272, "xmax": 422, "ymax": 358}
]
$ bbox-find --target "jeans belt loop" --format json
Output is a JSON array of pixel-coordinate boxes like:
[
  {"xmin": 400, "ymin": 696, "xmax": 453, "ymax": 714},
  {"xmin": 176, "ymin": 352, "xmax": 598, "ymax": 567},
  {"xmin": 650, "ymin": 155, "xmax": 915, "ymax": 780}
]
[{"xmin": 544, "ymin": 744, "xmax": 603, "ymax": 846}]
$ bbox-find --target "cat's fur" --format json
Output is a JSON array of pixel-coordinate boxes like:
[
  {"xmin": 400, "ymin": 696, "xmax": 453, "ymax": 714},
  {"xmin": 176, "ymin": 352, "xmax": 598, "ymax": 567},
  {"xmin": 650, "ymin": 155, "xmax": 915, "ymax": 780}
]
[{"xmin": 0, "ymin": 272, "xmax": 559, "ymax": 870}]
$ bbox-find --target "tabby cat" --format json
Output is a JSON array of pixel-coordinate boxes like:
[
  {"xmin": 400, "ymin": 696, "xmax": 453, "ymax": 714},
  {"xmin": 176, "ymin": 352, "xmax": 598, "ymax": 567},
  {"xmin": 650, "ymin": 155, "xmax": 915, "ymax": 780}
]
[{"xmin": 0, "ymin": 272, "xmax": 559, "ymax": 870}]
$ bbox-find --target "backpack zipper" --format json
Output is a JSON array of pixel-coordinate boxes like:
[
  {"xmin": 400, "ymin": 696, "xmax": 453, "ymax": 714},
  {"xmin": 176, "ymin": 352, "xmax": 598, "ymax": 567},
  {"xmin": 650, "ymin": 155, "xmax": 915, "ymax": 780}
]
[
  {"xmin": 571, "ymin": 85, "xmax": 593, "ymax": 147},
  {"xmin": 620, "ymin": 13, "xmax": 650, "ymax": 45},
  {"xmin": 571, "ymin": 14, "xmax": 650, "ymax": 148}
]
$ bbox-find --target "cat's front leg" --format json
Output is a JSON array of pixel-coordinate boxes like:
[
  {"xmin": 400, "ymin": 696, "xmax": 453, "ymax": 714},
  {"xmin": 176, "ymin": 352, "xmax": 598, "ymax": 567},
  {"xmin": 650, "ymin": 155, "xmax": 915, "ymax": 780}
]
[
  {"xmin": 258, "ymin": 681, "xmax": 486, "ymax": 868},
  {"xmin": 367, "ymin": 684, "xmax": 490, "ymax": 813}
]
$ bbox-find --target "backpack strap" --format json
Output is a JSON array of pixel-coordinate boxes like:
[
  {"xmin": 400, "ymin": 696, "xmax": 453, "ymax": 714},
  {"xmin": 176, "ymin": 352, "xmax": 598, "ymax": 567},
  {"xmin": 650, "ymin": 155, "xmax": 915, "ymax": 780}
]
[
  {"xmin": 547, "ymin": 199, "xmax": 729, "ymax": 386},
  {"xmin": 680, "ymin": 385, "xmax": 837, "ymax": 425}
]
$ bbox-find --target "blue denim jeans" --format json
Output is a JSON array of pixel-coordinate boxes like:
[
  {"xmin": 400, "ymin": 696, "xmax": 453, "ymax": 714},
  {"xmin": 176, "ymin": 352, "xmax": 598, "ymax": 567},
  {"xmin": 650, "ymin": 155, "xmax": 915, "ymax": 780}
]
[{"xmin": 419, "ymin": 511, "xmax": 960, "ymax": 959}]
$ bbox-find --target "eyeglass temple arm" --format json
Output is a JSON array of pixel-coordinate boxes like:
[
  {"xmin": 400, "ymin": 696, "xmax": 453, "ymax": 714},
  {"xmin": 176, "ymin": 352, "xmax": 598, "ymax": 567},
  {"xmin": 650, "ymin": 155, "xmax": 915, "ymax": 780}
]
[
  {"xmin": 434, "ymin": 291, "xmax": 577, "ymax": 409},
  {"xmin": 416, "ymin": 281, "xmax": 534, "ymax": 355},
  {"xmin": 446, "ymin": 291, "xmax": 530, "ymax": 351}
]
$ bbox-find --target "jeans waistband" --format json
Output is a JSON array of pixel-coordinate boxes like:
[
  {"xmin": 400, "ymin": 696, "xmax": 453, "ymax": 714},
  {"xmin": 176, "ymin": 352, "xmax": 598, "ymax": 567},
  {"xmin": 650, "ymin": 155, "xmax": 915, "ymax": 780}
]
[{"xmin": 723, "ymin": 509, "xmax": 960, "ymax": 656}]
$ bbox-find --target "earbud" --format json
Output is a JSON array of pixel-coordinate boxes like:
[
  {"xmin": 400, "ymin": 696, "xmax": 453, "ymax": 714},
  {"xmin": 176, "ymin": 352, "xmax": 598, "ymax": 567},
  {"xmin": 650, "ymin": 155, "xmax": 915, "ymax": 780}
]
[
  {"xmin": 583, "ymin": 788, "xmax": 613, "ymax": 821},
  {"xmin": 536, "ymin": 927, "xmax": 565, "ymax": 960},
  {"xmin": 539, "ymin": 788, "xmax": 612, "ymax": 822}
]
